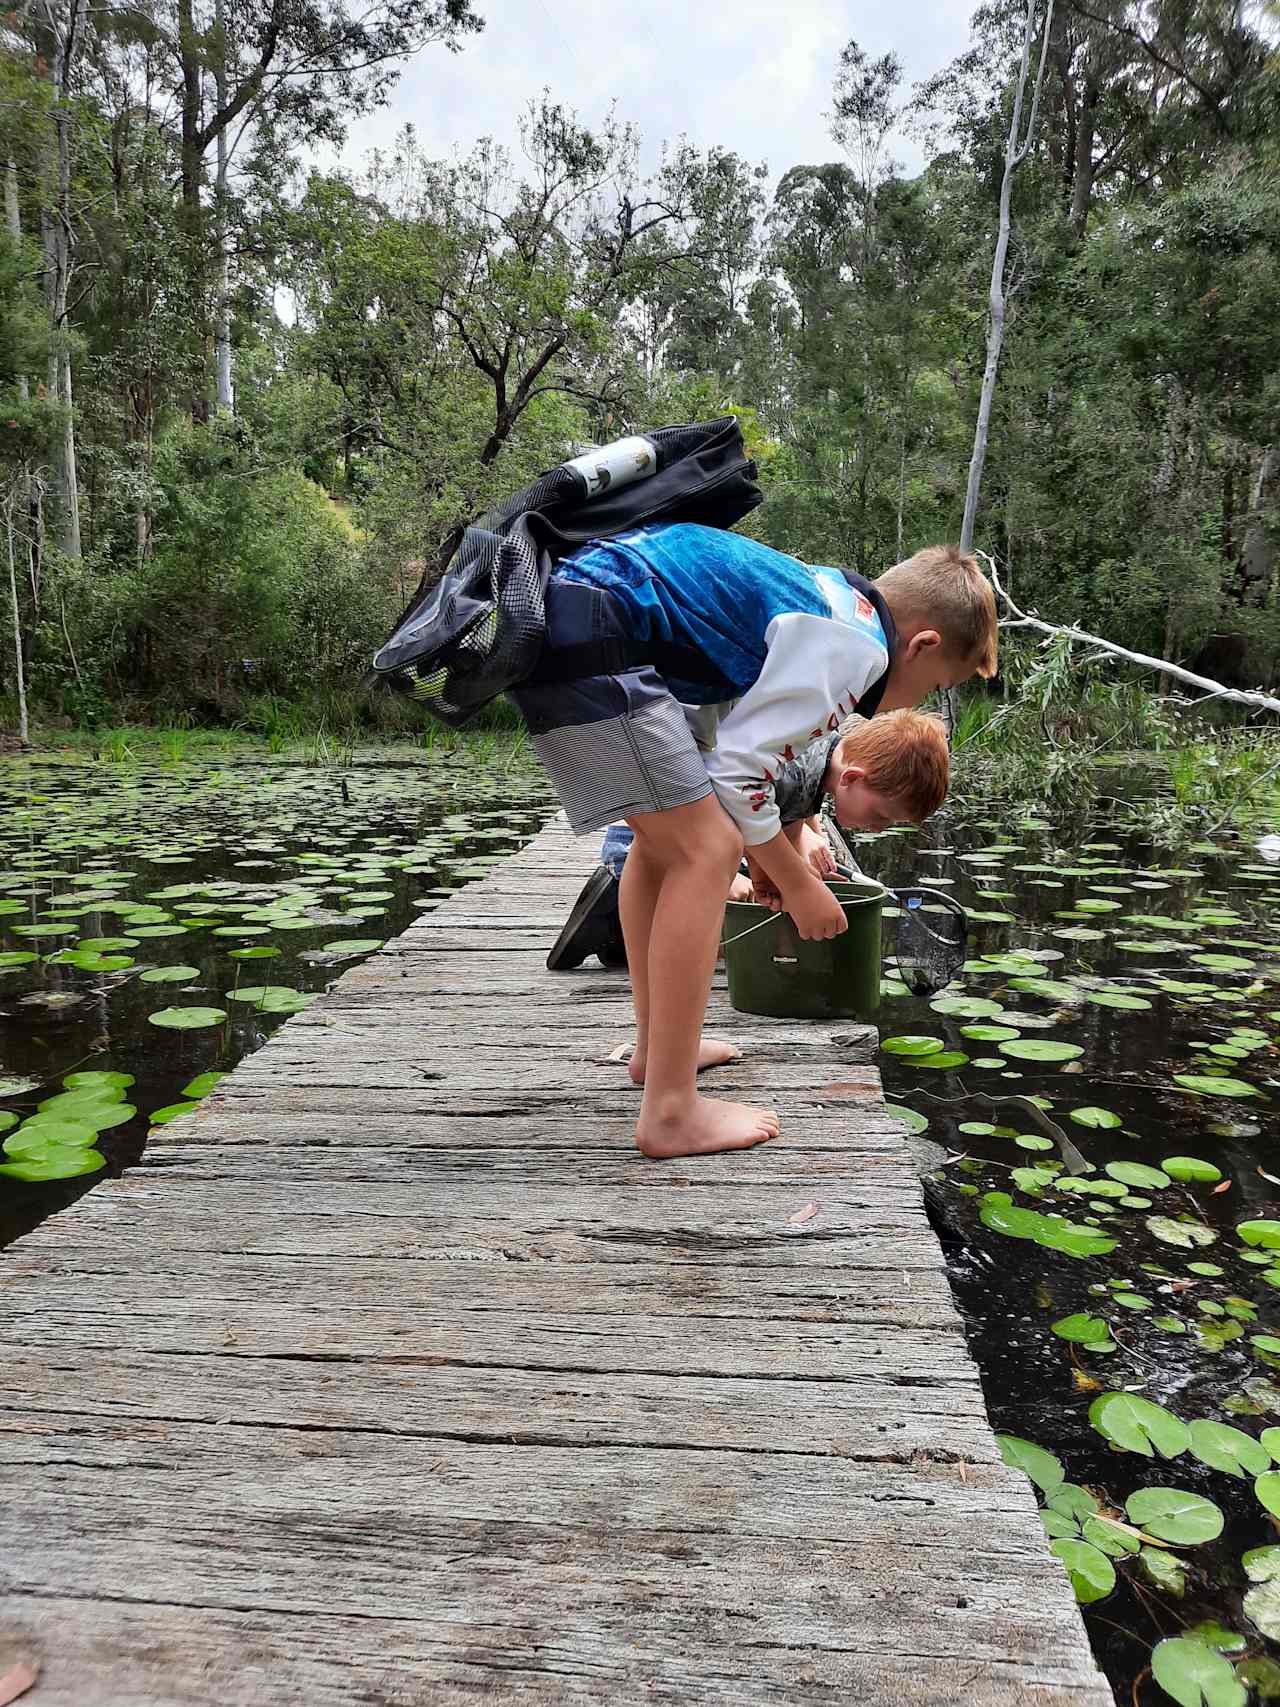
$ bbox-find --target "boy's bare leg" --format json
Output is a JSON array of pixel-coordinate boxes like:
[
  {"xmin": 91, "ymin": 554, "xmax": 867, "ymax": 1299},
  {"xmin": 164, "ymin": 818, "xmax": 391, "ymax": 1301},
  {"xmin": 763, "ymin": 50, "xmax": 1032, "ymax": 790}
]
[
  {"xmin": 619, "ymin": 796, "xmax": 779, "ymax": 1158},
  {"xmin": 621, "ymin": 834, "xmax": 741, "ymax": 1080}
]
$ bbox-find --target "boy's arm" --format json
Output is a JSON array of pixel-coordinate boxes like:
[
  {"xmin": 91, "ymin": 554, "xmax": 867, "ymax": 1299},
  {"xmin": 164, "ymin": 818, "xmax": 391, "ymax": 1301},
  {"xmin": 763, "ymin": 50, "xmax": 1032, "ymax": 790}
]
[
  {"xmin": 746, "ymin": 818, "xmax": 832, "ymax": 907},
  {"xmin": 745, "ymin": 828, "xmax": 846, "ymax": 939}
]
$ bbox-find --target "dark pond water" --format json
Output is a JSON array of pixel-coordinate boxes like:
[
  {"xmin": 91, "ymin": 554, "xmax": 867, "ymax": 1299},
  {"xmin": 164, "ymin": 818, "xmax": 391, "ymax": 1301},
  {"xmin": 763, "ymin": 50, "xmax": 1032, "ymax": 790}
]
[
  {"xmin": 0, "ymin": 748, "xmax": 555, "ymax": 1248},
  {"xmin": 854, "ymin": 803, "xmax": 1280, "ymax": 1703},
  {"xmin": 6, "ymin": 747, "xmax": 1280, "ymax": 1700}
]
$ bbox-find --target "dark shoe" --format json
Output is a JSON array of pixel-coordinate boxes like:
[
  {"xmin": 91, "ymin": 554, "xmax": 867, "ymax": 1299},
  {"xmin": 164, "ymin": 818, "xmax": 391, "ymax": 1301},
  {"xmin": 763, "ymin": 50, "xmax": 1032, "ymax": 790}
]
[{"xmin": 547, "ymin": 866, "xmax": 626, "ymax": 970}]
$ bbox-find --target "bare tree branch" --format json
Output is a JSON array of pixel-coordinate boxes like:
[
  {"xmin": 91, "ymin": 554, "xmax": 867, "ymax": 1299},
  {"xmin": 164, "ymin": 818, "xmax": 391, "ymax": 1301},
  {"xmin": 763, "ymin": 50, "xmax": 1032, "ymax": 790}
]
[{"xmin": 979, "ymin": 550, "xmax": 1280, "ymax": 716}]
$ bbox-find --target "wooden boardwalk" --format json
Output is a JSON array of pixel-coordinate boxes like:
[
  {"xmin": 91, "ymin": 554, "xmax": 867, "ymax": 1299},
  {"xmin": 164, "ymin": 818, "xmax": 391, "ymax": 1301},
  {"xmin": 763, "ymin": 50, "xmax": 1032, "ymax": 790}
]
[{"xmin": 0, "ymin": 818, "xmax": 1112, "ymax": 1705}]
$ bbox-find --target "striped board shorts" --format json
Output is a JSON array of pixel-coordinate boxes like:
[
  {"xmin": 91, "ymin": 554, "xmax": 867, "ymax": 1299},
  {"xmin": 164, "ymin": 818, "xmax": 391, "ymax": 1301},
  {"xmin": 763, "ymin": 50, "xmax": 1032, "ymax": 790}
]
[{"xmin": 510, "ymin": 666, "xmax": 713, "ymax": 835}]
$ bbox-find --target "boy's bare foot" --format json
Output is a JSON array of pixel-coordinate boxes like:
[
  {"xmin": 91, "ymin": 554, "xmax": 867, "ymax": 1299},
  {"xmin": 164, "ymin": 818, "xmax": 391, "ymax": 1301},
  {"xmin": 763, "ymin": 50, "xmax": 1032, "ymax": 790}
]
[
  {"xmin": 635, "ymin": 1094, "xmax": 780, "ymax": 1159},
  {"xmin": 627, "ymin": 1038, "xmax": 742, "ymax": 1085}
]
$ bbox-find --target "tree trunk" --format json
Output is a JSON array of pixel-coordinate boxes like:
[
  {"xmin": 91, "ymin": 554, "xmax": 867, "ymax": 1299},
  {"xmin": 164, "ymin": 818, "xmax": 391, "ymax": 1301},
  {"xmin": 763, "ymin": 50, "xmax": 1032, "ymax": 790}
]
[
  {"xmin": 951, "ymin": 0, "xmax": 1053, "ymax": 736},
  {"xmin": 1241, "ymin": 446, "xmax": 1278, "ymax": 607},
  {"xmin": 1068, "ymin": 72, "xmax": 1098, "ymax": 238},
  {"xmin": 4, "ymin": 161, "xmax": 29, "ymax": 406},
  {"xmin": 960, "ymin": 0, "xmax": 1055, "ymax": 556},
  {"xmin": 179, "ymin": 0, "xmax": 210, "ymax": 423},
  {"xmin": 214, "ymin": 0, "xmax": 234, "ymax": 413},
  {"xmin": 7, "ymin": 155, "xmax": 44, "ymax": 596},
  {"xmin": 43, "ymin": 0, "xmax": 84, "ymax": 559},
  {"xmin": 5, "ymin": 489, "xmax": 30, "ymax": 745},
  {"xmin": 896, "ymin": 417, "xmax": 906, "ymax": 559}
]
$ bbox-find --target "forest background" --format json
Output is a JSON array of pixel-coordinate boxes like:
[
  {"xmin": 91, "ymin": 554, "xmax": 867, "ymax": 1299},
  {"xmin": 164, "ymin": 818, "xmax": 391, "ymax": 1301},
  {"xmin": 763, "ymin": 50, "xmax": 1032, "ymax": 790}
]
[{"xmin": 0, "ymin": 0, "xmax": 1277, "ymax": 740}]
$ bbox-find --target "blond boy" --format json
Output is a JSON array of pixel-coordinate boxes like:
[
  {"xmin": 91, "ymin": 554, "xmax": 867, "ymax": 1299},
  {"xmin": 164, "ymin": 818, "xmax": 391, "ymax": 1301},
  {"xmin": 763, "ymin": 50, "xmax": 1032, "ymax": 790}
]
[{"xmin": 512, "ymin": 527, "xmax": 997, "ymax": 1159}]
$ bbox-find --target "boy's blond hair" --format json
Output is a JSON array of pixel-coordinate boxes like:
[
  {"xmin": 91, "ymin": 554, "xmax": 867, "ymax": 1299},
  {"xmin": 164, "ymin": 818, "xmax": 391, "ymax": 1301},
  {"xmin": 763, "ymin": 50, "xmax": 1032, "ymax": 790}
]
[
  {"xmin": 875, "ymin": 545, "xmax": 998, "ymax": 679},
  {"xmin": 832, "ymin": 710, "xmax": 949, "ymax": 822}
]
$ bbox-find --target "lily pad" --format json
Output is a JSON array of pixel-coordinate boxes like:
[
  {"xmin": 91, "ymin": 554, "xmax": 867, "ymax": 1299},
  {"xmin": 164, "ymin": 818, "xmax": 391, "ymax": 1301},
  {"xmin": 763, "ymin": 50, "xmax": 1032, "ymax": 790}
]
[
  {"xmin": 1049, "ymin": 1537, "xmax": 1115, "ymax": 1604},
  {"xmin": 0, "ymin": 1145, "xmax": 106, "ymax": 1181},
  {"xmin": 148, "ymin": 1006, "xmax": 227, "ymax": 1029},
  {"xmin": 883, "ymin": 1104, "xmax": 928, "ymax": 1135},
  {"xmin": 980, "ymin": 1193, "xmax": 1116, "ymax": 1257},
  {"xmin": 1187, "ymin": 1420, "xmax": 1271, "ymax": 1479},
  {"xmin": 1090, "ymin": 1391, "xmax": 1189, "ymax": 1459},
  {"xmin": 63, "ymin": 1070, "xmax": 135, "ymax": 1091},
  {"xmin": 1151, "ymin": 1637, "xmax": 1246, "ymax": 1707},
  {"xmin": 1069, "ymin": 1107, "xmax": 1122, "ymax": 1130},
  {"xmin": 1107, "ymin": 1162, "xmax": 1170, "ymax": 1189},
  {"xmin": 1257, "ymin": 1473, "xmax": 1280, "ymax": 1518},
  {"xmin": 1174, "ymin": 1074, "xmax": 1264, "ymax": 1100},
  {"xmin": 181, "ymin": 1072, "xmax": 225, "ymax": 1099},
  {"xmin": 998, "ymin": 1040, "xmax": 1084, "ymax": 1063},
  {"xmin": 149, "ymin": 1102, "xmax": 201, "ymax": 1125},
  {"xmin": 7, "ymin": 1117, "xmax": 97, "ymax": 1150},
  {"xmin": 138, "ymin": 965, "xmax": 202, "ymax": 983},
  {"xmin": 1162, "ymin": 1157, "xmax": 1223, "ymax": 1184},
  {"xmin": 995, "ymin": 1434, "xmax": 1064, "ymax": 1494},
  {"xmin": 1125, "ymin": 1486, "xmax": 1223, "ymax": 1544},
  {"xmin": 1051, "ymin": 1313, "xmax": 1113, "ymax": 1346},
  {"xmin": 1147, "ymin": 1216, "xmax": 1217, "ymax": 1249},
  {"xmin": 225, "ymin": 985, "xmax": 316, "ymax": 1015}
]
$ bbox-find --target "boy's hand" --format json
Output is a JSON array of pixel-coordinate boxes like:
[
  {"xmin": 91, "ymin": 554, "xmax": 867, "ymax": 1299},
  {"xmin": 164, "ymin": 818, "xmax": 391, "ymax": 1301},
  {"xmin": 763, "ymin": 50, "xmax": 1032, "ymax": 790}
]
[
  {"xmin": 793, "ymin": 821, "xmax": 837, "ymax": 880},
  {"xmin": 784, "ymin": 874, "xmax": 848, "ymax": 941},
  {"xmin": 744, "ymin": 852, "xmax": 783, "ymax": 911}
]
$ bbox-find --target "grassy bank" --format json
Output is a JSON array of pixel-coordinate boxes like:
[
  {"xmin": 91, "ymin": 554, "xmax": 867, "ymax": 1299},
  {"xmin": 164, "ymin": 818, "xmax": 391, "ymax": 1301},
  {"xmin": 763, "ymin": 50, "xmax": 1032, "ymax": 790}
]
[{"xmin": 2, "ymin": 690, "xmax": 533, "ymax": 770}]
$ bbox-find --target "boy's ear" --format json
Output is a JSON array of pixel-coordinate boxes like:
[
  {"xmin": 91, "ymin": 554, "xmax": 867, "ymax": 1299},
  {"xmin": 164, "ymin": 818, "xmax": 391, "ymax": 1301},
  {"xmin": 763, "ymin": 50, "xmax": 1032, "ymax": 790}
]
[
  {"xmin": 904, "ymin": 627, "xmax": 943, "ymax": 658},
  {"xmin": 839, "ymin": 765, "xmax": 867, "ymax": 787}
]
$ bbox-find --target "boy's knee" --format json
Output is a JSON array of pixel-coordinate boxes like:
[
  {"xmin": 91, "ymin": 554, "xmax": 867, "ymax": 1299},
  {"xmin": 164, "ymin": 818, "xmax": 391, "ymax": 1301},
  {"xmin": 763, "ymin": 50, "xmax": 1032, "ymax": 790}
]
[{"xmin": 698, "ymin": 814, "xmax": 743, "ymax": 875}]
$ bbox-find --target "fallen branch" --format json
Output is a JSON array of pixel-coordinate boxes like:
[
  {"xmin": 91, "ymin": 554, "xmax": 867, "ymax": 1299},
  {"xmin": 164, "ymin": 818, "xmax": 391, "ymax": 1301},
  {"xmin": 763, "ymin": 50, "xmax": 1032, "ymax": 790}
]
[{"xmin": 976, "ymin": 551, "xmax": 1280, "ymax": 717}]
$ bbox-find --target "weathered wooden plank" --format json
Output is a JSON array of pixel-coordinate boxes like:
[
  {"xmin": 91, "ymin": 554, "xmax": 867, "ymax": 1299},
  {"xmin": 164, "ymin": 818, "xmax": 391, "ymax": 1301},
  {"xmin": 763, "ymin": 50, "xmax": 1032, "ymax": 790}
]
[
  {"xmin": 1, "ymin": 1250, "xmax": 963, "ymax": 1327},
  {"xmin": 0, "ymin": 1290, "xmax": 973, "ymax": 1382},
  {"xmin": 153, "ymin": 1095, "xmax": 898, "ymax": 1135},
  {"xmin": 273, "ymin": 1014, "xmax": 880, "ymax": 1058},
  {"xmin": 133, "ymin": 1144, "xmax": 914, "ymax": 1183},
  {"xmin": 0, "ymin": 1421, "xmax": 1033, "ymax": 1545},
  {"xmin": 7, "ymin": 1199, "xmax": 945, "ymax": 1268},
  {"xmin": 0, "ymin": 1597, "xmax": 1113, "ymax": 1706},
  {"xmin": 0, "ymin": 1355, "xmax": 992, "ymax": 1456},
  {"xmin": 219, "ymin": 1053, "xmax": 881, "ymax": 1098},
  {"xmin": 214, "ymin": 1064, "xmax": 885, "ymax": 1106}
]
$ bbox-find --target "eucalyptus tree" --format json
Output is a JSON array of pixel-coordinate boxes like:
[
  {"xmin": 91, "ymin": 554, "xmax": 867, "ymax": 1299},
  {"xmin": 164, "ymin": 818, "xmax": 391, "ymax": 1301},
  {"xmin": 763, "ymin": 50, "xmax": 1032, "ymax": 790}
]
[
  {"xmin": 959, "ymin": 0, "xmax": 1054, "ymax": 557},
  {"xmin": 630, "ymin": 144, "xmax": 767, "ymax": 383}
]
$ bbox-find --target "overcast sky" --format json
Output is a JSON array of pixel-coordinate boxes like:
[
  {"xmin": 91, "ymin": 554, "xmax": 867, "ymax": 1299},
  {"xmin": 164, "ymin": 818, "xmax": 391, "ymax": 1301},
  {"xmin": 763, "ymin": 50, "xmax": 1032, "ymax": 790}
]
[{"xmin": 313, "ymin": 0, "xmax": 977, "ymax": 190}]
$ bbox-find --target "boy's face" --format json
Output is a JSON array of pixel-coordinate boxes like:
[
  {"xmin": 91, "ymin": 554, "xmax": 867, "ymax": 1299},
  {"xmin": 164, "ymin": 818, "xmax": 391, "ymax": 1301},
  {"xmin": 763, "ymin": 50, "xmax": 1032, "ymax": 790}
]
[
  {"xmin": 878, "ymin": 629, "xmax": 973, "ymax": 711},
  {"xmin": 831, "ymin": 767, "xmax": 916, "ymax": 832}
]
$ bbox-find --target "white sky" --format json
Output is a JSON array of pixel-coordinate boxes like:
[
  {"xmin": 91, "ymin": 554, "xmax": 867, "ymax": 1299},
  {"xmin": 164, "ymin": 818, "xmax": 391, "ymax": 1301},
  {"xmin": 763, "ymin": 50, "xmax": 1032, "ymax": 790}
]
[{"xmin": 313, "ymin": 0, "xmax": 978, "ymax": 189}]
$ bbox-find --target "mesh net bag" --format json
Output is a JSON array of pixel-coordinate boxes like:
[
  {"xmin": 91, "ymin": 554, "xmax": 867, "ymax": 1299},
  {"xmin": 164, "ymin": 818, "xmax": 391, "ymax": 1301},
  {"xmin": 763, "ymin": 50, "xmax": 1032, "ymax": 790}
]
[
  {"xmin": 391, "ymin": 521, "xmax": 550, "ymax": 725},
  {"xmin": 892, "ymin": 888, "xmax": 967, "ymax": 996}
]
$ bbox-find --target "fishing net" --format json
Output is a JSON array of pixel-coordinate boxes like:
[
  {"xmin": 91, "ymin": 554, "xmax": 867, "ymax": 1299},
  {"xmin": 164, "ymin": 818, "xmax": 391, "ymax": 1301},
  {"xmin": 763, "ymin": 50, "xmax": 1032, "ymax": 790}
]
[{"xmin": 892, "ymin": 888, "xmax": 967, "ymax": 996}]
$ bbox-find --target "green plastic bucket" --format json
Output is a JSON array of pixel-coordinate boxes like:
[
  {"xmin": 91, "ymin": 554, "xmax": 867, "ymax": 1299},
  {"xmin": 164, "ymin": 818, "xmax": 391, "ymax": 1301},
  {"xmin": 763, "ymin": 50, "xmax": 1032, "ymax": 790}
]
[{"xmin": 721, "ymin": 877, "xmax": 886, "ymax": 1021}]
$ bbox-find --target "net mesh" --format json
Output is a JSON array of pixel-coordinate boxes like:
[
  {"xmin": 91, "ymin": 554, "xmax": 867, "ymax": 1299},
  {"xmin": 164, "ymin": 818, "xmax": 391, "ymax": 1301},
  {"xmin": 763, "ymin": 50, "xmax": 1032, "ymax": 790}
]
[{"xmin": 893, "ymin": 888, "xmax": 967, "ymax": 996}]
